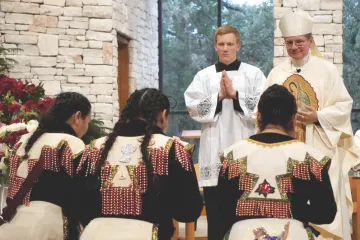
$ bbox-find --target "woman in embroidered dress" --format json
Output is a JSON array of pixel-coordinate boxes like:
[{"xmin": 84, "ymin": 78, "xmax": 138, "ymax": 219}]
[
  {"xmin": 75, "ymin": 88, "xmax": 203, "ymax": 240},
  {"xmin": 218, "ymin": 85, "xmax": 337, "ymax": 240},
  {"xmin": 0, "ymin": 92, "xmax": 91, "ymax": 240}
]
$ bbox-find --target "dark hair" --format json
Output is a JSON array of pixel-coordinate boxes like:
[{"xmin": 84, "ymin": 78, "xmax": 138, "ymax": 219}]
[
  {"xmin": 257, "ymin": 84, "xmax": 297, "ymax": 132},
  {"xmin": 98, "ymin": 88, "xmax": 170, "ymax": 174},
  {"xmin": 24, "ymin": 92, "xmax": 91, "ymax": 158}
]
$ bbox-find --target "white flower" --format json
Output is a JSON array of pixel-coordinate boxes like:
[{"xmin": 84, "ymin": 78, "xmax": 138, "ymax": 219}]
[
  {"xmin": 6, "ymin": 123, "xmax": 26, "ymax": 132},
  {"xmin": 0, "ymin": 127, "xmax": 6, "ymax": 138},
  {"xmin": 26, "ymin": 120, "xmax": 39, "ymax": 133},
  {"xmin": 0, "ymin": 158, "xmax": 7, "ymax": 171}
]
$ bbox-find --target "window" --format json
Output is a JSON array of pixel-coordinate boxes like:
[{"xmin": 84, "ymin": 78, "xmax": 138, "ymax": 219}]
[{"xmin": 343, "ymin": 0, "xmax": 360, "ymax": 131}]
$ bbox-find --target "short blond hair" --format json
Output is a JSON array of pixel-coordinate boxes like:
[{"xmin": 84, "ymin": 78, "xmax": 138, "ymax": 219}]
[{"xmin": 214, "ymin": 25, "xmax": 241, "ymax": 44}]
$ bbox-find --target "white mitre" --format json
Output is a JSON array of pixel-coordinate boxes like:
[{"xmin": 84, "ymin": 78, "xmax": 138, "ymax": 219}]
[{"xmin": 279, "ymin": 9, "xmax": 323, "ymax": 59}]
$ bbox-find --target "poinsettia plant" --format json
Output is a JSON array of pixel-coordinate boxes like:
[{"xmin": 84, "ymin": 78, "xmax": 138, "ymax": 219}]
[
  {"xmin": 0, "ymin": 75, "xmax": 55, "ymax": 185},
  {"xmin": 0, "ymin": 75, "xmax": 109, "ymax": 186},
  {"xmin": 0, "ymin": 75, "xmax": 54, "ymax": 125}
]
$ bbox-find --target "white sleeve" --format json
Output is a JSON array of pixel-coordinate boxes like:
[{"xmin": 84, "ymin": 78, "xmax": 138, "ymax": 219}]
[
  {"xmin": 237, "ymin": 68, "xmax": 267, "ymax": 121},
  {"xmin": 184, "ymin": 73, "xmax": 219, "ymax": 123}
]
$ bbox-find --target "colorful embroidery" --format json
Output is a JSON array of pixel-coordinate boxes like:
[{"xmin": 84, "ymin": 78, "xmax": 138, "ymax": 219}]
[
  {"xmin": 77, "ymin": 141, "xmax": 101, "ymax": 176},
  {"xmin": 101, "ymin": 186, "xmax": 142, "ymax": 216},
  {"xmin": 8, "ymin": 141, "xmax": 80, "ymax": 206},
  {"xmin": 255, "ymin": 179, "xmax": 275, "ymax": 198},
  {"xmin": 220, "ymin": 158, "xmax": 228, "ymax": 177},
  {"xmin": 245, "ymin": 138, "xmax": 300, "ymax": 147},
  {"xmin": 306, "ymin": 227, "xmax": 315, "ymax": 240},
  {"xmin": 276, "ymin": 174, "xmax": 293, "ymax": 200},
  {"xmin": 288, "ymin": 153, "xmax": 330, "ymax": 181},
  {"xmin": 100, "ymin": 160, "xmax": 148, "ymax": 215},
  {"xmin": 291, "ymin": 160, "xmax": 310, "ymax": 180},
  {"xmin": 86, "ymin": 136, "xmax": 195, "ymax": 216},
  {"xmin": 308, "ymin": 154, "xmax": 330, "ymax": 181},
  {"xmin": 239, "ymin": 174, "xmax": 257, "ymax": 193},
  {"xmin": 149, "ymin": 147, "xmax": 169, "ymax": 176},
  {"xmin": 236, "ymin": 199, "xmax": 292, "ymax": 218},
  {"xmin": 152, "ymin": 225, "xmax": 159, "ymax": 240},
  {"xmin": 174, "ymin": 139, "xmax": 193, "ymax": 171},
  {"xmin": 63, "ymin": 215, "xmax": 68, "ymax": 240},
  {"xmin": 227, "ymin": 155, "xmax": 247, "ymax": 180},
  {"xmin": 133, "ymin": 163, "xmax": 148, "ymax": 193}
]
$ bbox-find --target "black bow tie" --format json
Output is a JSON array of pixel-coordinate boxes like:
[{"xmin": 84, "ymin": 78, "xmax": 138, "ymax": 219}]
[{"xmin": 215, "ymin": 59, "xmax": 241, "ymax": 72}]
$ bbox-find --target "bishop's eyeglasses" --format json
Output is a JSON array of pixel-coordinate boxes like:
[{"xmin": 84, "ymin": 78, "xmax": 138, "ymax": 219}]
[{"xmin": 285, "ymin": 40, "xmax": 308, "ymax": 49}]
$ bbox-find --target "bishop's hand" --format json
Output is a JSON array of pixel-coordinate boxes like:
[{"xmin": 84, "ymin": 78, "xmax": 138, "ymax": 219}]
[{"xmin": 297, "ymin": 106, "xmax": 318, "ymax": 124}]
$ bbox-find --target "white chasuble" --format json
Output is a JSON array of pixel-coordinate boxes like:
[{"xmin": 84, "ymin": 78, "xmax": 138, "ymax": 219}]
[
  {"xmin": 265, "ymin": 55, "xmax": 359, "ymax": 240},
  {"xmin": 184, "ymin": 62, "xmax": 266, "ymax": 187}
]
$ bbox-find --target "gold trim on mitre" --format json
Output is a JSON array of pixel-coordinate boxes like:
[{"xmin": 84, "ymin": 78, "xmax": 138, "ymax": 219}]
[{"xmin": 279, "ymin": 9, "xmax": 323, "ymax": 59}]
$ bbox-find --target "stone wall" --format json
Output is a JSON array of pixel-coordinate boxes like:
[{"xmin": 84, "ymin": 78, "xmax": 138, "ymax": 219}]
[
  {"xmin": 273, "ymin": 0, "xmax": 343, "ymax": 75},
  {"xmin": 0, "ymin": 0, "xmax": 158, "ymax": 127}
]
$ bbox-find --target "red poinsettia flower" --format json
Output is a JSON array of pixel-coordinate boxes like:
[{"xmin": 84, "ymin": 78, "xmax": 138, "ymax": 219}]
[
  {"xmin": 0, "ymin": 102, "xmax": 5, "ymax": 111},
  {"xmin": 7, "ymin": 103, "xmax": 21, "ymax": 113},
  {"xmin": 23, "ymin": 100, "xmax": 38, "ymax": 112},
  {"xmin": 37, "ymin": 97, "xmax": 55, "ymax": 113},
  {"xmin": 0, "ymin": 76, "xmax": 24, "ymax": 99},
  {"xmin": 25, "ymin": 84, "xmax": 36, "ymax": 94},
  {"xmin": 255, "ymin": 179, "xmax": 275, "ymax": 198},
  {"xmin": 18, "ymin": 114, "xmax": 24, "ymax": 122},
  {"xmin": 9, "ymin": 119, "xmax": 20, "ymax": 124}
]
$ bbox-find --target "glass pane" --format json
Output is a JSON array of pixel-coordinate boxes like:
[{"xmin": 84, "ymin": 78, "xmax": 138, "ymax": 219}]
[
  {"xmin": 161, "ymin": 0, "xmax": 219, "ymax": 162},
  {"xmin": 221, "ymin": 0, "xmax": 274, "ymax": 76},
  {"xmin": 343, "ymin": 0, "xmax": 360, "ymax": 131},
  {"xmin": 161, "ymin": 0, "xmax": 218, "ymax": 111}
]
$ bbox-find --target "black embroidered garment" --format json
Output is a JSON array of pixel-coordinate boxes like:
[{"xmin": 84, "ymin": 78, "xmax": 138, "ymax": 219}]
[
  {"xmin": 5, "ymin": 124, "xmax": 85, "ymax": 240},
  {"xmin": 218, "ymin": 133, "xmax": 337, "ymax": 237},
  {"xmin": 74, "ymin": 119, "xmax": 203, "ymax": 240}
]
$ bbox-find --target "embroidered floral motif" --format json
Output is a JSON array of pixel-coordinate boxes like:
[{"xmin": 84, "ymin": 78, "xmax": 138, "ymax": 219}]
[
  {"xmin": 119, "ymin": 144, "xmax": 137, "ymax": 163},
  {"xmin": 200, "ymin": 163, "xmax": 222, "ymax": 180},
  {"xmin": 197, "ymin": 98, "xmax": 212, "ymax": 118},
  {"xmin": 245, "ymin": 94, "xmax": 257, "ymax": 114},
  {"xmin": 255, "ymin": 179, "xmax": 275, "ymax": 198}
]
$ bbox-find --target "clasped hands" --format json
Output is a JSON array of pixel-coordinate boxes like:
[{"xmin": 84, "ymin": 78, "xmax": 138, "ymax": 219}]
[{"xmin": 219, "ymin": 71, "xmax": 237, "ymax": 101}]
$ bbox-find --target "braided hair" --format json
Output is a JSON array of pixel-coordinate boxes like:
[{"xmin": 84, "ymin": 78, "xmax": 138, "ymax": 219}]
[
  {"xmin": 23, "ymin": 92, "xmax": 91, "ymax": 159},
  {"xmin": 257, "ymin": 84, "xmax": 297, "ymax": 132},
  {"xmin": 98, "ymin": 88, "xmax": 170, "ymax": 174}
]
